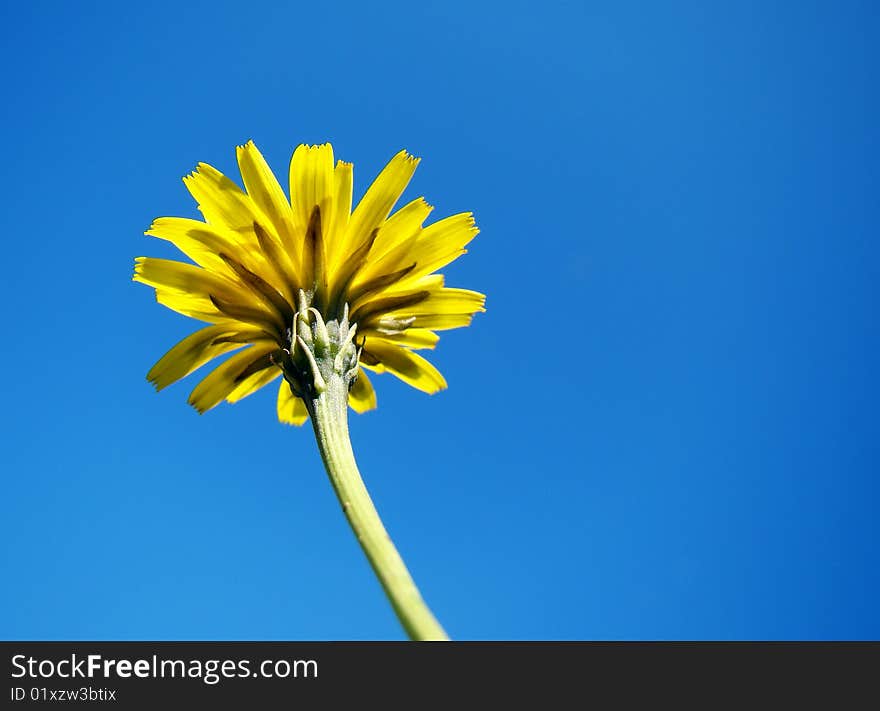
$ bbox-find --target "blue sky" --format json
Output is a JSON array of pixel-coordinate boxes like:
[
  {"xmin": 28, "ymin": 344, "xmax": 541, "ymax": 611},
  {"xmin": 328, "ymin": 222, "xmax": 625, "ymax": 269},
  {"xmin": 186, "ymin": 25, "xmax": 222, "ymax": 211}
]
[{"xmin": 1, "ymin": 0, "xmax": 877, "ymax": 639}]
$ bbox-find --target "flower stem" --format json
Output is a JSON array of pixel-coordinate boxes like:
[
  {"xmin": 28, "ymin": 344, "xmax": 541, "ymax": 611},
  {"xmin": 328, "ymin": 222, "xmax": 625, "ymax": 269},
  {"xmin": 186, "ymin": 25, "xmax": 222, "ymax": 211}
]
[{"xmin": 306, "ymin": 372, "xmax": 449, "ymax": 641}]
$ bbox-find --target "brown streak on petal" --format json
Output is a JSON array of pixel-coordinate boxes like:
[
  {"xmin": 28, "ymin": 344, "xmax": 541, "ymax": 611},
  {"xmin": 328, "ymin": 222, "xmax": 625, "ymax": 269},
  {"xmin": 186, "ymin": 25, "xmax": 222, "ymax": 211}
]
[
  {"xmin": 359, "ymin": 348, "xmax": 382, "ymax": 366},
  {"xmin": 209, "ymin": 294, "xmax": 283, "ymax": 340},
  {"xmin": 306, "ymin": 206, "xmax": 328, "ymax": 307},
  {"xmin": 329, "ymin": 227, "xmax": 380, "ymax": 316},
  {"xmin": 252, "ymin": 220, "xmax": 299, "ymax": 299},
  {"xmin": 349, "ymin": 290, "xmax": 430, "ymax": 324},
  {"xmin": 348, "ymin": 263, "xmax": 417, "ymax": 309},
  {"xmin": 211, "ymin": 330, "xmax": 277, "ymax": 345},
  {"xmin": 218, "ymin": 252, "xmax": 294, "ymax": 323},
  {"xmin": 233, "ymin": 351, "xmax": 281, "ymax": 383}
]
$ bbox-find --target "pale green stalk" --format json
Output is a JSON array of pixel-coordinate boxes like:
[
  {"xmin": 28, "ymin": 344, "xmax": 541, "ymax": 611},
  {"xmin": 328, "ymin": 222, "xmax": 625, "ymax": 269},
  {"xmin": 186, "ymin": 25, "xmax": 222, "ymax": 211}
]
[{"xmin": 306, "ymin": 372, "xmax": 449, "ymax": 641}]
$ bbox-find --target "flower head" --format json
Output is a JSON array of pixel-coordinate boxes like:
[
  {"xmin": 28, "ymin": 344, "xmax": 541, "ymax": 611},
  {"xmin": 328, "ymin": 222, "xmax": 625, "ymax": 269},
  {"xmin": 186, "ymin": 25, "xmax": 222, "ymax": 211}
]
[{"xmin": 135, "ymin": 141, "xmax": 485, "ymax": 424}]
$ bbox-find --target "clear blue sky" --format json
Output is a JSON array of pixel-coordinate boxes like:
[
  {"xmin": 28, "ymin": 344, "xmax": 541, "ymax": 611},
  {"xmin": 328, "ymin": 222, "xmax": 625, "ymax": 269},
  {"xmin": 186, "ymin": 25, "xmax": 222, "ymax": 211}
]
[{"xmin": 1, "ymin": 0, "xmax": 877, "ymax": 640}]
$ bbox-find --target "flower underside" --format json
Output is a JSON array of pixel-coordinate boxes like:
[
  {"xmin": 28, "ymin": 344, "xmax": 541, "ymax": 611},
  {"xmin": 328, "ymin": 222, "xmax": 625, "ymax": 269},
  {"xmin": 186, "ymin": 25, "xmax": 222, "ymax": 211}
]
[{"xmin": 134, "ymin": 141, "xmax": 485, "ymax": 424}]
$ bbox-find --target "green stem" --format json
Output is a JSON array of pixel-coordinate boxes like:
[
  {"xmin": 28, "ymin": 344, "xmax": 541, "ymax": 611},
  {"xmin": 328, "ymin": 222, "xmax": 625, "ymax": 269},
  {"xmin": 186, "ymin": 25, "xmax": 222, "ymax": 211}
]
[{"xmin": 306, "ymin": 372, "xmax": 449, "ymax": 641}]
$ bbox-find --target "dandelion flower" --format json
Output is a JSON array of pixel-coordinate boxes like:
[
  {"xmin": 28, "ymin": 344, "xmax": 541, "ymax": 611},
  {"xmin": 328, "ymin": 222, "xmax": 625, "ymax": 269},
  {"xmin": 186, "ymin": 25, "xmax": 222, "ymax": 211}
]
[
  {"xmin": 134, "ymin": 140, "xmax": 484, "ymax": 640},
  {"xmin": 135, "ymin": 141, "xmax": 484, "ymax": 424}
]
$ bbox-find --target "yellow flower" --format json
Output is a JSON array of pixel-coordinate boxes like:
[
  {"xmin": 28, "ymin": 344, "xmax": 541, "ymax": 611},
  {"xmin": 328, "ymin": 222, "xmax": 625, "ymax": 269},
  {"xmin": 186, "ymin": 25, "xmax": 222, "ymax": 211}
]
[{"xmin": 134, "ymin": 141, "xmax": 485, "ymax": 424}]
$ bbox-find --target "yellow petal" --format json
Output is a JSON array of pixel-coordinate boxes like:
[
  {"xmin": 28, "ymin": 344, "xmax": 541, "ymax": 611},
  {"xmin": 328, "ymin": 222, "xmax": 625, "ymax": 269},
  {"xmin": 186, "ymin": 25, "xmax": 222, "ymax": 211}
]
[
  {"xmin": 329, "ymin": 160, "xmax": 353, "ymax": 249},
  {"xmin": 353, "ymin": 213, "xmax": 478, "ymax": 298},
  {"xmin": 134, "ymin": 257, "xmax": 284, "ymax": 334},
  {"xmin": 232, "ymin": 142, "xmax": 303, "ymax": 282},
  {"xmin": 343, "ymin": 149, "xmax": 419, "ymax": 257},
  {"xmin": 289, "ymin": 144, "xmax": 335, "ymax": 241},
  {"xmin": 183, "ymin": 162, "xmax": 262, "ymax": 236},
  {"xmin": 349, "ymin": 275, "xmax": 443, "ymax": 323},
  {"xmin": 188, "ymin": 343, "xmax": 279, "ymax": 413},
  {"xmin": 384, "ymin": 287, "xmax": 486, "ymax": 316},
  {"xmin": 135, "ymin": 258, "xmax": 227, "ymax": 322},
  {"xmin": 404, "ymin": 313, "xmax": 477, "ymax": 330},
  {"xmin": 277, "ymin": 379, "xmax": 309, "ymax": 425},
  {"xmin": 404, "ymin": 213, "xmax": 478, "ymax": 280},
  {"xmin": 134, "ymin": 257, "xmax": 239, "ymax": 300},
  {"xmin": 345, "ymin": 198, "xmax": 434, "ymax": 293},
  {"xmin": 361, "ymin": 328, "xmax": 439, "ymax": 350},
  {"xmin": 249, "ymin": 221, "xmax": 300, "ymax": 305},
  {"xmin": 145, "ymin": 217, "xmax": 261, "ymax": 284},
  {"xmin": 348, "ymin": 368, "xmax": 377, "ymax": 413},
  {"xmin": 362, "ymin": 341, "xmax": 447, "ymax": 394},
  {"xmin": 147, "ymin": 324, "xmax": 268, "ymax": 391},
  {"xmin": 371, "ymin": 273, "xmax": 444, "ymax": 296},
  {"xmin": 226, "ymin": 366, "xmax": 282, "ymax": 404},
  {"xmin": 217, "ymin": 252, "xmax": 294, "ymax": 324},
  {"xmin": 153, "ymin": 288, "xmax": 225, "ymax": 323},
  {"xmin": 237, "ymin": 140, "xmax": 297, "ymax": 237},
  {"xmin": 368, "ymin": 196, "xmax": 433, "ymax": 264}
]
